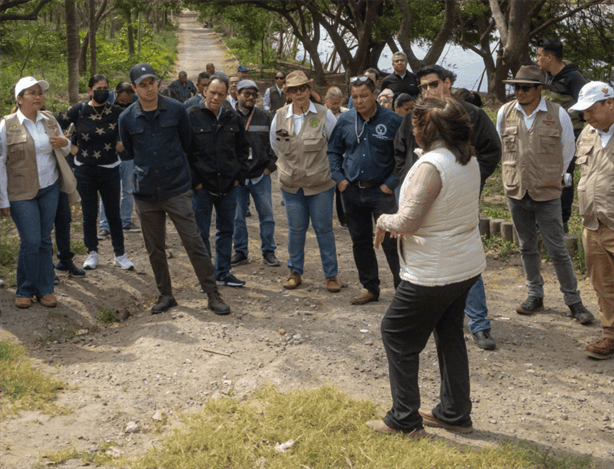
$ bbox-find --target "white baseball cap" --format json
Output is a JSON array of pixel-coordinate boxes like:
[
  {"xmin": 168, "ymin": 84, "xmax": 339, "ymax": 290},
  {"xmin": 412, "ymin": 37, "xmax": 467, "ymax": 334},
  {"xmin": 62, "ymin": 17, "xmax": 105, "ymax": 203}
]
[
  {"xmin": 15, "ymin": 76, "xmax": 49, "ymax": 98},
  {"xmin": 569, "ymin": 81, "xmax": 614, "ymax": 112}
]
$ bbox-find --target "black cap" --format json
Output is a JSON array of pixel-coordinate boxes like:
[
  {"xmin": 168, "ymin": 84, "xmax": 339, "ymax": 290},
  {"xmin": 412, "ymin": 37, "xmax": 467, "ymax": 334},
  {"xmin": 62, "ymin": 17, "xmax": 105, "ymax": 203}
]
[{"xmin": 130, "ymin": 63, "xmax": 157, "ymax": 85}]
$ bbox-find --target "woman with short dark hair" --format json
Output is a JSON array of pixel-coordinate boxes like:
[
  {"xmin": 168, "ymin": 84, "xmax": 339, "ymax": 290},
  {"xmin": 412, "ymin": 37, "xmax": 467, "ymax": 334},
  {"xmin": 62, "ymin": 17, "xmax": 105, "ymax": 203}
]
[{"xmin": 367, "ymin": 98, "xmax": 485, "ymax": 437}]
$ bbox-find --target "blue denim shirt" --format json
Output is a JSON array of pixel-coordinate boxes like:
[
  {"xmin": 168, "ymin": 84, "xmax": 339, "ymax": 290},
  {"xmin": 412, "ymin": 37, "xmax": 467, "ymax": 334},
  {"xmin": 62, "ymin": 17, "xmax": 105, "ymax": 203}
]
[
  {"xmin": 327, "ymin": 104, "xmax": 403, "ymax": 190},
  {"xmin": 119, "ymin": 95, "xmax": 192, "ymax": 202}
]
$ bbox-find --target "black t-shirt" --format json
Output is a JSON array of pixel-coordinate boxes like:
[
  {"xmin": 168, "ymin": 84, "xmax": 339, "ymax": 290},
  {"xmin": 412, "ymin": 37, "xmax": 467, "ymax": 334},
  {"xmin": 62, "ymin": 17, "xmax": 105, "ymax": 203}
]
[{"xmin": 57, "ymin": 102, "xmax": 123, "ymax": 166}]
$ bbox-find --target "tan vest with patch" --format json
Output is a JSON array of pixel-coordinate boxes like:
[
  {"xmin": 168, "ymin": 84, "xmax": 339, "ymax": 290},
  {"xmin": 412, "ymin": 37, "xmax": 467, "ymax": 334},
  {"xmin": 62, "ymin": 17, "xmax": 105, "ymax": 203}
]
[
  {"xmin": 576, "ymin": 126, "xmax": 614, "ymax": 231},
  {"xmin": 500, "ymin": 100, "xmax": 564, "ymax": 201},
  {"xmin": 274, "ymin": 103, "xmax": 335, "ymax": 195}
]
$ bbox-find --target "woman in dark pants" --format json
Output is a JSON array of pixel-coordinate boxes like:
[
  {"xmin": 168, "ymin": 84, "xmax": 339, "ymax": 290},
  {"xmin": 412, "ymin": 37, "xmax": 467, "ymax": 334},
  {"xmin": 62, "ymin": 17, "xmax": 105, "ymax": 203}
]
[
  {"xmin": 57, "ymin": 74, "xmax": 133, "ymax": 271},
  {"xmin": 367, "ymin": 98, "xmax": 486, "ymax": 437}
]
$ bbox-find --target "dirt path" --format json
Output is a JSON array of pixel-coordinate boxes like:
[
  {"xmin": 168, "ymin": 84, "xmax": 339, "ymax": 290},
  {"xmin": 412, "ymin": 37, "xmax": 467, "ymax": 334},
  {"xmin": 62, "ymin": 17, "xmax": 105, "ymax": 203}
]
[{"xmin": 1, "ymin": 14, "xmax": 613, "ymax": 469}]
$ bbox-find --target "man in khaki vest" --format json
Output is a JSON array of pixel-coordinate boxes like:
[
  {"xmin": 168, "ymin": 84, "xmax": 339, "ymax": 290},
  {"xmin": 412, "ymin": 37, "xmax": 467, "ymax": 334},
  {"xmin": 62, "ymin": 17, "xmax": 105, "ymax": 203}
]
[
  {"xmin": 570, "ymin": 82, "xmax": 614, "ymax": 359},
  {"xmin": 497, "ymin": 65, "xmax": 594, "ymax": 323}
]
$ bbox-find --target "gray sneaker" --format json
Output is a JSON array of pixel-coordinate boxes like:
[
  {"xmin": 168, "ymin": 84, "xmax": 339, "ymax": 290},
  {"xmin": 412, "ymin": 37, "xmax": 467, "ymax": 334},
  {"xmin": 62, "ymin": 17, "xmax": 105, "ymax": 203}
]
[
  {"xmin": 262, "ymin": 251, "xmax": 281, "ymax": 267},
  {"xmin": 97, "ymin": 229, "xmax": 110, "ymax": 240},
  {"xmin": 516, "ymin": 296, "xmax": 544, "ymax": 315},
  {"xmin": 207, "ymin": 290, "xmax": 231, "ymax": 315},
  {"xmin": 122, "ymin": 222, "xmax": 141, "ymax": 233}
]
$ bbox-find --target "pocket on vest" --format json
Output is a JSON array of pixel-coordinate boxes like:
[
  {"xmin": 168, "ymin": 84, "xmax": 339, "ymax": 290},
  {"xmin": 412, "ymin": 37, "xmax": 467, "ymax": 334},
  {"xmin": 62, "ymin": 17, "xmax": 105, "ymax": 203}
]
[{"xmin": 502, "ymin": 161, "xmax": 519, "ymax": 189}]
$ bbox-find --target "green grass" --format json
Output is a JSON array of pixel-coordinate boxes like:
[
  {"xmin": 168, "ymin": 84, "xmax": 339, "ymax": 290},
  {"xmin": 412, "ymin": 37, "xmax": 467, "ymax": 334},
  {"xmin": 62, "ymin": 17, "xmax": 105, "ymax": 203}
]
[
  {"xmin": 119, "ymin": 386, "xmax": 593, "ymax": 469},
  {"xmin": 0, "ymin": 338, "xmax": 69, "ymax": 416},
  {"xmin": 96, "ymin": 307, "xmax": 117, "ymax": 325}
]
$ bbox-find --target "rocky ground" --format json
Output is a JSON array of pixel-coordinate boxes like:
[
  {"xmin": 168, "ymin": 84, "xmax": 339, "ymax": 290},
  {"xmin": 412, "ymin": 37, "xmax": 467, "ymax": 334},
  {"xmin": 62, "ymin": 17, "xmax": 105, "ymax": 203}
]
[{"xmin": 1, "ymin": 13, "xmax": 612, "ymax": 469}]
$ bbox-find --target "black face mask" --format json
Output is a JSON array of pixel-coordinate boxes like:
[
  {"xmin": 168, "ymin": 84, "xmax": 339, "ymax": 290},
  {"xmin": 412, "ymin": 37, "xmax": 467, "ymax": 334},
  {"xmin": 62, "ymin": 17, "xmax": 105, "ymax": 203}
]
[{"xmin": 93, "ymin": 89, "xmax": 109, "ymax": 104}]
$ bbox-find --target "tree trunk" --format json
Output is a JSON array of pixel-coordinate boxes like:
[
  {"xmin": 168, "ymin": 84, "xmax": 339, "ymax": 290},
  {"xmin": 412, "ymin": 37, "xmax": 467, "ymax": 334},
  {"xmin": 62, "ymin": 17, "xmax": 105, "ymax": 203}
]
[
  {"xmin": 89, "ymin": 0, "xmax": 97, "ymax": 75},
  {"xmin": 65, "ymin": 0, "xmax": 80, "ymax": 104},
  {"xmin": 127, "ymin": 11, "xmax": 135, "ymax": 55},
  {"xmin": 137, "ymin": 12, "xmax": 142, "ymax": 54}
]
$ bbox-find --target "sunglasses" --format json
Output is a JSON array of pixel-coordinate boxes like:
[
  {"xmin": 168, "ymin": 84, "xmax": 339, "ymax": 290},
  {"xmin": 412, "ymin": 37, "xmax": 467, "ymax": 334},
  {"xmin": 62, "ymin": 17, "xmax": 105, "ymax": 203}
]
[
  {"xmin": 287, "ymin": 84, "xmax": 309, "ymax": 94},
  {"xmin": 275, "ymin": 76, "xmax": 285, "ymax": 80},
  {"xmin": 514, "ymin": 84, "xmax": 538, "ymax": 92},
  {"xmin": 349, "ymin": 76, "xmax": 374, "ymax": 87},
  {"xmin": 241, "ymin": 90, "xmax": 258, "ymax": 98},
  {"xmin": 418, "ymin": 80, "xmax": 440, "ymax": 93}
]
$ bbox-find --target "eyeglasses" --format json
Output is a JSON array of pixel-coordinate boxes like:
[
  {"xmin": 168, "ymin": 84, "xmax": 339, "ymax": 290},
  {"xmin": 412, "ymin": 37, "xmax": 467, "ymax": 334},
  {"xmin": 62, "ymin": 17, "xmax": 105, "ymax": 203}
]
[
  {"xmin": 241, "ymin": 90, "xmax": 258, "ymax": 98},
  {"xmin": 287, "ymin": 84, "xmax": 309, "ymax": 94},
  {"xmin": 275, "ymin": 76, "xmax": 285, "ymax": 80},
  {"xmin": 24, "ymin": 89, "xmax": 45, "ymax": 96},
  {"xmin": 349, "ymin": 76, "xmax": 374, "ymax": 87},
  {"xmin": 418, "ymin": 80, "xmax": 440, "ymax": 93},
  {"xmin": 514, "ymin": 84, "xmax": 538, "ymax": 92}
]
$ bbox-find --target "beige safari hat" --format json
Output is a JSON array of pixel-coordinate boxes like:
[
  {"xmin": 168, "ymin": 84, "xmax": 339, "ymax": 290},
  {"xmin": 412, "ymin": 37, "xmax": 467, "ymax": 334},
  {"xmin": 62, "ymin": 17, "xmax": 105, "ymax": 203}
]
[{"xmin": 284, "ymin": 71, "xmax": 313, "ymax": 91}]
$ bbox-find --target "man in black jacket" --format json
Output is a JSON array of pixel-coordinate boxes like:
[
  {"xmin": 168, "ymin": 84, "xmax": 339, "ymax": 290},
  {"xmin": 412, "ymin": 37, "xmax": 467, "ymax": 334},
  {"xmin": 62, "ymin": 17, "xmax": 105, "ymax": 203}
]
[
  {"xmin": 187, "ymin": 76, "xmax": 250, "ymax": 287},
  {"xmin": 231, "ymin": 80, "xmax": 280, "ymax": 268},
  {"xmin": 393, "ymin": 65, "xmax": 502, "ymax": 351},
  {"xmin": 380, "ymin": 52, "xmax": 420, "ymax": 100}
]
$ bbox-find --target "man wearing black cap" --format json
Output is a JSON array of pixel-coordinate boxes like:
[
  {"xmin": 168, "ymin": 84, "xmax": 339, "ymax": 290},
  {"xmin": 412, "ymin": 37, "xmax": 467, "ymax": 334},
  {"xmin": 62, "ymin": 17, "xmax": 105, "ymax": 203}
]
[
  {"xmin": 237, "ymin": 65, "xmax": 249, "ymax": 81},
  {"xmin": 497, "ymin": 65, "xmax": 593, "ymax": 323},
  {"xmin": 119, "ymin": 63, "xmax": 230, "ymax": 315}
]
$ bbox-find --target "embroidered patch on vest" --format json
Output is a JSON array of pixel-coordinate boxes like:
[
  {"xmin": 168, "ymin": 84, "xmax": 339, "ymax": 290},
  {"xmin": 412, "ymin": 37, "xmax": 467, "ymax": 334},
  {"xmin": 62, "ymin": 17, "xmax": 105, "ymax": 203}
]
[{"xmin": 309, "ymin": 118, "xmax": 319, "ymax": 128}]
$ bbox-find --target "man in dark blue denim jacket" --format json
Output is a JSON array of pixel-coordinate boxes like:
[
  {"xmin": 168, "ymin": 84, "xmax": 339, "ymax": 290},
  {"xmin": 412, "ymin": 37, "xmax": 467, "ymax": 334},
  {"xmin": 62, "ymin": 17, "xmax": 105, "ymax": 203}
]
[
  {"xmin": 119, "ymin": 63, "xmax": 230, "ymax": 316},
  {"xmin": 327, "ymin": 75, "xmax": 403, "ymax": 306}
]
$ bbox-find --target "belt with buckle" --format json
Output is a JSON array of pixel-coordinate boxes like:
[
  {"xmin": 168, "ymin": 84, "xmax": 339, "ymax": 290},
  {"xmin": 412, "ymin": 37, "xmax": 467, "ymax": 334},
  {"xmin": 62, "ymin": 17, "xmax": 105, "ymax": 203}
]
[{"xmin": 353, "ymin": 180, "xmax": 377, "ymax": 189}]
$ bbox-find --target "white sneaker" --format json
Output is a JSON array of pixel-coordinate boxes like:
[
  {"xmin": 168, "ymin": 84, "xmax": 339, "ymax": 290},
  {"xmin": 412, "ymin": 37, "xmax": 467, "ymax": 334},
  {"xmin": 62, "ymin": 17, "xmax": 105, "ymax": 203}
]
[
  {"xmin": 83, "ymin": 251, "xmax": 99, "ymax": 270},
  {"xmin": 114, "ymin": 253, "xmax": 134, "ymax": 270}
]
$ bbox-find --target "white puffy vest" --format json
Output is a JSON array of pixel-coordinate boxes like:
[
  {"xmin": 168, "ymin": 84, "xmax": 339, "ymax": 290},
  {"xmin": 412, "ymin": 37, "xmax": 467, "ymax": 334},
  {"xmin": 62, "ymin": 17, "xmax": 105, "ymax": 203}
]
[{"xmin": 398, "ymin": 147, "xmax": 486, "ymax": 286}]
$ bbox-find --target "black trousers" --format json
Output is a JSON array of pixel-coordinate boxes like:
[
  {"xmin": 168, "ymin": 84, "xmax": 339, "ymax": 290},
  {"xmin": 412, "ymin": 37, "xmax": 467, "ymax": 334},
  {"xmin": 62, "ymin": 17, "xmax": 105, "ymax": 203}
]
[
  {"xmin": 381, "ymin": 275, "xmax": 478, "ymax": 432},
  {"xmin": 341, "ymin": 184, "xmax": 400, "ymax": 297}
]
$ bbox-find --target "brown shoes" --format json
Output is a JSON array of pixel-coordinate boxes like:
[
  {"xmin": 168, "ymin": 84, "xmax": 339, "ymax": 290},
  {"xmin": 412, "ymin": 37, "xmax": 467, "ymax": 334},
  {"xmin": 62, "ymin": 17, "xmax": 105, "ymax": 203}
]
[
  {"xmin": 419, "ymin": 410, "xmax": 473, "ymax": 433},
  {"xmin": 351, "ymin": 288, "xmax": 378, "ymax": 305},
  {"xmin": 37, "ymin": 294, "xmax": 58, "ymax": 308},
  {"xmin": 283, "ymin": 271, "xmax": 302, "ymax": 289},
  {"xmin": 15, "ymin": 297, "xmax": 32, "ymax": 309},
  {"xmin": 326, "ymin": 276, "xmax": 340, "ymax": 293},
  {"xmin": 366, "ymin": 419, "xmax": 425, "ymax": 438},
  {"xmin": 586, "ymin": 337, "xmax": 614, "ymax": 360}
]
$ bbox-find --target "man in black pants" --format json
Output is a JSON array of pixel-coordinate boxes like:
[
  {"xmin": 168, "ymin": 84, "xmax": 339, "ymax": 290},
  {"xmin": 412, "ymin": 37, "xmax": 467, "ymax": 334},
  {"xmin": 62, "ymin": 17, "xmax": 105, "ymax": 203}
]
[{"xmin": 119, "ymin": 63, "xmax": 230, "ymax": 315}]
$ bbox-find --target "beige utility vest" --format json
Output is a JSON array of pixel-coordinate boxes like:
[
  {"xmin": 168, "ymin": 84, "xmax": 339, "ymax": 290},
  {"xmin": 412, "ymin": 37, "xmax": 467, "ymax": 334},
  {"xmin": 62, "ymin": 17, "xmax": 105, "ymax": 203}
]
[
  {"xmin": 500, "ymin": 100, "xmax": 564, "ymax": 201},
  {"xmin": 3, "ymin": 111, "xmax": 79, "ymax": 204},
  {"xmin": 576, "ymin": 126, "xmax": 614, "ymax": 231},
  {"xmin": 274, "ymin": 103, "xmax": 335, "ymax": 195}
]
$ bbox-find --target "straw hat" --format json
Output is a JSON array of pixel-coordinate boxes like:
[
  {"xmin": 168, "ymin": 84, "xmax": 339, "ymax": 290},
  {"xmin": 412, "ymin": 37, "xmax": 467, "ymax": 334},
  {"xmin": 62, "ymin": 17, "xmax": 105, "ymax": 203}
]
[{"xmin": 284, "ymin": 71, "xmax": 313, "ymax": 90}]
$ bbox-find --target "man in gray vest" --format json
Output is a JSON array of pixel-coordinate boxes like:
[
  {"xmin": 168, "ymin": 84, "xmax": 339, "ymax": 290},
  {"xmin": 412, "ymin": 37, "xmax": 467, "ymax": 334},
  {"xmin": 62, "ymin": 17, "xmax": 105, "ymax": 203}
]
[
  {"xmin": 497, "ymin": 65, "xmax": 593, "ymax": 323},
  {"xmin": 263, "ymin": 71, "xmax": 286, "ymax": 115}
]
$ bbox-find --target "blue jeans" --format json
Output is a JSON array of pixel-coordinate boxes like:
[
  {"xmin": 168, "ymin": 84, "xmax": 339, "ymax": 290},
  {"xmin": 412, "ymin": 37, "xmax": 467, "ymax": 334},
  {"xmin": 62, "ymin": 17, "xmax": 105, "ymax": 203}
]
[
  {"xmin": 100, "ymin": 159, "xmax": 134, "ymax": 229},
  {"xmin": 10, "ymin": 183, "xmax": 59, "ymax": 298},
  {"xmin": 192, "ymin": 186, "xmax": 237, "ymax": 280},
  {"xmin": 464, "ymin": 275, "xmax": 491, "ymax": 333},
  {"xmin": 281, "ymin": 187, "xmax": 337, "ymax": 278},
  {"xmin": 233, "ymin": 174, "xmax": 276, "ymax": 255},
  {"xmin": 75, "ymin": 165, "xmax": 124, "ymax": 256},
  {"xmin": 507, "ymin": 195, "xmax": 581, "ymax": 305}
]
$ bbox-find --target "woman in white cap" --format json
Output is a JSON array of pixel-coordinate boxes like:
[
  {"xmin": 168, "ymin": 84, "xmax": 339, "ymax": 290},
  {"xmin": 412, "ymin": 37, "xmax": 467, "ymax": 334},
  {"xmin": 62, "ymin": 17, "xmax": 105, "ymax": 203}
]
[{"xmin": 0, "ymin": 77, "xmax": 73, "ymax": 309}]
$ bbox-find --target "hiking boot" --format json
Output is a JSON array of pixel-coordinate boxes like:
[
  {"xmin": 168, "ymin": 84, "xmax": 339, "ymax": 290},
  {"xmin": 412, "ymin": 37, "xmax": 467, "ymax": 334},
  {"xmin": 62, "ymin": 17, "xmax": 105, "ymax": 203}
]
[
  {"xmin": 326, "ymin": 276, "xmax": 341, "ymax": 293},
  {"xmin": 37, "ymin": 294, "xmax": 57, "ymax": 308},
  {"xmin": 207, "ymin": 290, "xmax": 231, "ymax": 315},
  {"xmin": 15, "ymin": 297, "xmax": 32, "ymax": 309},
  {"xmin": 351, "ymin": 289, "xmax": 378, "ymax": 305},
  {"xmin": 83, "ymin": 251, "xmax": 99, "ymax": 270},
  {"xmin": 97, "ymin": 228, "xmax": 110, "ymax": 240},
  {"xmin": 283, "ymin": 271, "xmax": 302, "ymax": 289},
  {"xmin": 516, "ymin": 296, "xmax": 544, "ymax": 315},
  {"xmin": 472, "ymin": 330, "xmax": 496, "ymax": 350},
  {"xmin": 151, "ymin": 295, "xmax": 177, "ymax": 315},
  {"xmin": 114, "ymin": 253, "xmax": 135, "ymax": 270},
  {"xmin": 569, "ymin": 302, "xmax": 594, "ymax": 325},
  {"xmin": 585, "ymin": 337, "xmax": 614, "ymax": 360},
  {"xmin": 55, "ymin": 260, "xmax": 86, "ymax": 277},
  {"xmin": 216, "ymin": 273, "xmax": 246, "ymax": 287},
  {"xmin": 262, "ymin": 251, "xmax": 281, "ymax": 267},
  {"xmin": 122, "ymin": 222, "xmax": 141, "ymax": 233},
  {"xmin": 366, "ymin": 420, "xmax": 425, "ymax": 438},
  {"xmin": 231, "ymin": 252, "xmax": 249, "ymax": 267},
  {"xmin": 419, "ymin": 411, "xmax": 473, "ymax": 434}
]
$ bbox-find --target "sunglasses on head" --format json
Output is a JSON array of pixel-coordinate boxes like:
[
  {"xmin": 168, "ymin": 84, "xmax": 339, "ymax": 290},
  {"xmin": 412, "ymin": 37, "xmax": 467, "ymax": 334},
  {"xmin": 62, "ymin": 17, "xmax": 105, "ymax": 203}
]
[
  {"xmin": 514, "ymin": 84, "xmax": 538, "ymax": 92},
  {"xmin": 349, "ymin": 76, "xmax": 374, "ymax": 87},
  {"xmin": 241, "ymin": 90, "xmax": 258, "ymax": 98},
  {"xmin": 418, "ymin": 80, "xmax": 440, "ymax": 92},
  {"xmin": 288, "ymin": 84, "xmax": 309, "ymax": 93}
]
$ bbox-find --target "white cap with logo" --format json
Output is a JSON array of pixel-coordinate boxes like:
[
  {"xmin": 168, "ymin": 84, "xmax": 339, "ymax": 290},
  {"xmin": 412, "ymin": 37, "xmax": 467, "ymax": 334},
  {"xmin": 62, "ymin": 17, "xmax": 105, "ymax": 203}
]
[
  {"xmin": 15, "ymin": 76, "xmax": 49, "ymax": 98},
  {"xmin": 569, "ymin": 81, "xmax": 613, "ymax": 112}
]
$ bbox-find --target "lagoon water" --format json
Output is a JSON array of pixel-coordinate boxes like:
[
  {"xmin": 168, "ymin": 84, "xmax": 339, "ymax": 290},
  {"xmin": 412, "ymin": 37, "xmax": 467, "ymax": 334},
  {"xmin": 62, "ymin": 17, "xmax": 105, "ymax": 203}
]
[{"xmin": 296, "ymin": 30, "xmax": 496, "ymax": 92}]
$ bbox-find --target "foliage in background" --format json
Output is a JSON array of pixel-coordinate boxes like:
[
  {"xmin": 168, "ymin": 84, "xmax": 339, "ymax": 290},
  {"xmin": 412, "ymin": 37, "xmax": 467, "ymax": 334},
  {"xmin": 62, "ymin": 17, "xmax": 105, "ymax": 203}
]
[
  {"xmin": 0, "ymin": 217, "xmax": 19, "ymax": 287},
  {"xmin": 0, "ymin": 338, "xmax": 69, "ymax": 416}
]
